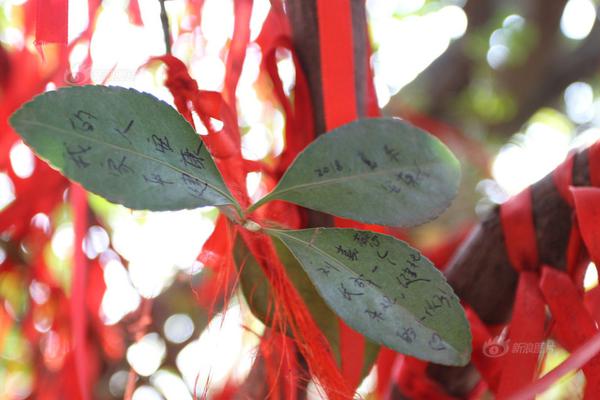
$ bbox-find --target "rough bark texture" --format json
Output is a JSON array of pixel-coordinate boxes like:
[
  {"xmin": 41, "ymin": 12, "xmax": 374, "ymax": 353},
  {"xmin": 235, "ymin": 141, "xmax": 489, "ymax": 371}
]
[{"xmin": 426, "ymin": 150, "xmax": 589, "ymax": 396}]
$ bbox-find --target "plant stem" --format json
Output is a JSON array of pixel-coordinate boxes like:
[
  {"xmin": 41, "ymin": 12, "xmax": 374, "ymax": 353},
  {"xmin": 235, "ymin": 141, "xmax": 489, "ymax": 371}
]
[{"xmin": 158, "ymin": 0, "xmax": 171, "ymax": 54}]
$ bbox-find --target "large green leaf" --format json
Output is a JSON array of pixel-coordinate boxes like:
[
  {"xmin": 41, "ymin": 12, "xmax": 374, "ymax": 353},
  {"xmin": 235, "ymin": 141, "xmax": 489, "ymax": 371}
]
[
  {"xmin": 250, "ymin": 118, "xmax": 460, "ymax": 227},
  {"xmin": 9, "ymin": 86, "xmax": 239, "ymax": 212},
  {"xmin": 265, "ymin": 227, "xmax": 471, "ymax": 366},
  {"xmin": 233, "ymin": 235, "xmax": 380, "ymax": 377}
]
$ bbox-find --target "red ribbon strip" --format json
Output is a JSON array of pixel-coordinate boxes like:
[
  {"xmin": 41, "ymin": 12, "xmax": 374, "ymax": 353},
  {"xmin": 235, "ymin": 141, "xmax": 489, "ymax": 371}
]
[
  {"xmin": 35, "ymin": 0, "xmax": 69, "ymax": 44},
  {"xmin": 539, "ymin": 267, "xmax": 600, "ymax": 398},
  {"xmin": 316, "ymin": 0, "xmax": 366, "ymax": 389},
  {"xmin": 70, "ymin": 183, "xmax": 89, "ymax": 400},
  {"xmin": 499, "ymin": 188, "xmax": 539, "ymax": 271},
  {"xmin": 496, "ymin": 271, "xmax": 546, "ymax": 398}
]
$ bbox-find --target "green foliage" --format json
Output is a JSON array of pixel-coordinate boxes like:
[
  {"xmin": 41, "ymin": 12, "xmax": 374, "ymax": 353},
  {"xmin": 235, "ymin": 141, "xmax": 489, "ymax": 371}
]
[
  {"xmin": 234, "ymin": 235, "xmax": 380, "ymax": 375},
  {"xmin": 9, "ymin": 86, "xmax": 239, "ymax": 212},
  {"xmin": 251, "ymin": 118, "xmax": 461, "ymax": 227},
  {"xmin": 9, "ymin": 85, "xmax": 471, "ymax": 366},
  {"xmin": 266, "ymin": 227, "xmax": 471, "ymax": 366}
]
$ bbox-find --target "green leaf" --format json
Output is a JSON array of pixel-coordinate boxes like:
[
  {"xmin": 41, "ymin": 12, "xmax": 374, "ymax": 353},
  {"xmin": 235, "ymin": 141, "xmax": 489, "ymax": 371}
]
[
  {"xmin": 265, "ymin": 227, "xmax": 471, "ymax": 366},
  {"xmin": 250, "ymin": 118, "xmax": 460, "ymax": 227},
  {"xmin": 234, "ymin": 235, "xmax": 380, "ymax": 377},
  {"xmin": 9, "ymin": 85, "xmax": 239, "ymax": 212}
]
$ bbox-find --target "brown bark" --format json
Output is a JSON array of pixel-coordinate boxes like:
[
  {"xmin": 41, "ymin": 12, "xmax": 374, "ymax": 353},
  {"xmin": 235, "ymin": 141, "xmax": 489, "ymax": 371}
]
[{"xmin": 425, "ymin": 150, "xmax": 589, "ymax": 396}]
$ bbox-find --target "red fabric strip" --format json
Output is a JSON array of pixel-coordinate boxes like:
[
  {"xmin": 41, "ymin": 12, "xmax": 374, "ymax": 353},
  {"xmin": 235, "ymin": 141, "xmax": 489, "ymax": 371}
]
[
  {"xmin": 499, "ymin": 188, "xmax": 539, "ymax": 271},
  {"xmin": 506, "ymin": 330, "xmax": 600, "ymax": 400},
  {"xmin": 539, "ymin": 267, "xmax": 600, "ymax": 398},
  {"xmin": 316, "ymin": 0, "xmax": 358, "ymax": 130},
  {"xmin": 316, "ymin": 0, "xmax": 364, "ymax": 388},
  {"xmin": 496, "ymin": 271, "xmax": 546, "ymax": 398},
  {"xmin": 70, "ymin": 183, "xmax": 90, "ymax": 400},
  {"xmin": 224, "ymin": 0, "xmax": 253, "ymax": 105},
  {"xmin": 589, "ymin": 141, "xmax": 600, "ymax": 187},
  {"xmin": 552, "ymin": 153, "xmax": 574, "ymax": 207},
  {"xmin": 36, "ymin": 0, "xmax": 69, "ymax": 44},
  {"xmin": 128, "ymin": 0, "xmax": 143, "ymax": 26},
  {"xmin": 572, "ymin": 187, "xmax": 600, "ymax": 268}
]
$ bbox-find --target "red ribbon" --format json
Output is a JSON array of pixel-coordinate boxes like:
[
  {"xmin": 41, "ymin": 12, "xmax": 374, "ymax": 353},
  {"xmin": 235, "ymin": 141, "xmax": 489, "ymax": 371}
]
[
  {"xmin": 316, "ymin": 0, "xmax": 366, "ymax": 389},
  {"xmin": 500, "ymin": 188, "xmax": 539, "ymax": 271},
  {"xmin": 36, "ymin": 0, "xmax": 69, "ymax": 44},
  {"xmin": 70, "ymin": 183, "xmax": 89, "ymax": 400},
  {"xmin": 496, "ymin": 271, "xmax": 546, "ymax": 398}
]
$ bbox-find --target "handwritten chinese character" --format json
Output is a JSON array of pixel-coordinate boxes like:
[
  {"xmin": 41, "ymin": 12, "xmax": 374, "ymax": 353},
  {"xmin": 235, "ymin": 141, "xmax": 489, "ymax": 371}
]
[
  {"xmin": 149, "ymin": 135, "xmax": 173, "ymax": 153},
  {"xmin": 181, "ymin": 173, "xmax": 207, "ymax": 198},
  {"xmin": 349, "ymin": 273, "xmax": 382, "ymax": 289},
  {"xmin": 317, "ymin": 261, "xmax": 340, "ymax": 276},
  {"xmin": 107, "ymin": 156, "xmax": 134, "ymax": 176},
  {"xmin": 377, "ymin": 249, "xmax": 397, "ymax": 266},
  {"xmin": 64, "ymin": 143, "xmax": 92, "ymax": 168},
  {"xmin": 357, "ymin": 151, "xmax": 378, "ymax": 170},
  {"xmin": 335, "ymin": 245, "xmax": 358, "ymax": 261},
  {"xmin": 338, "ymin": 283, "xmax": 363, "ymax": 301},
  {"xmin": 114, "ymin": 120, "xmax": 134, "ymax": 144},
  {"xmin": 365, "ymin": 309, "xmax": 385, "ymax": 321},
  {"xmin": 396, "ymin": 273, "xmax": 431, "ymax": 289},
  {"xmin": 69, "ymin": 110, "xmax": 96, "ymax": 132},
  {"xmin": 396, "ymin": 327, "xmax": 416, "ymax": 343},
  {"xmin": 384, "ymin": 144, "xmax": 400, "ymax": 163},
  {"xmin": 143, "ymin": 173, "xmax": 173, "ymax": 186},
  {"xmin": 180, "ymin": 145, "xmax": 205, "ymax": 169}
]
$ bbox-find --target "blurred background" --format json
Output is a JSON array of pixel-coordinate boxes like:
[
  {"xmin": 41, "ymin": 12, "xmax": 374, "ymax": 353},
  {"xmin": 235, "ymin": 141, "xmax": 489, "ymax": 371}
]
[{"xmin": 1, "ymin": 0, "xmax": 600, "ymax": 398}]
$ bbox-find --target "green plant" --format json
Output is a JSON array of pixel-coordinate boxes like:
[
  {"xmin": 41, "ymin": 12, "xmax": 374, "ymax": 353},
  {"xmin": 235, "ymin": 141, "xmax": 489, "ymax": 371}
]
[{"xmin": 9, "ymin": 85, "xmax": 471, "ymax": 366}]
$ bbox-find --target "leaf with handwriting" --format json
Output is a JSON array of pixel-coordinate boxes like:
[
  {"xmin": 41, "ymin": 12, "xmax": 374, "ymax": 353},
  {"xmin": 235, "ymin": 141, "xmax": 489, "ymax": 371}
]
[
  {"xmin": 9, "ymin": 86, "xmax": 239, "ymax": 212},
  {"xmin": 265, "ymin": 227, "xmax": 471, "ymax": 366},
  {"xmin": 234, "ymin": 235, "xmax": 380, "ymax": 377},
  {"xmin": 250, "ymin": 118, "xmax": 460, "ymax": 227}
]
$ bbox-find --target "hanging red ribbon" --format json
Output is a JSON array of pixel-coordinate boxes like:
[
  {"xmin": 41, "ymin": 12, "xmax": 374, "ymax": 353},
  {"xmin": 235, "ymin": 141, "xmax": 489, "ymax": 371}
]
[
  {"xmin": 316, "ymin": 0, "xmax": 367, "ymax": 389},
  {"xmin": 70, "ymin": 183, "xmax": 90, "ymax": 400},
  {"xmin": 499, "ymin": 188, "xmax": 539, "ymax": 271},
  {"xmin": 496, "ymin": 271, "xmax": 546, "ymax": 398},
  {"xmin": 36, "ymin": 0, "xmax": 69, "ymax": 44}
]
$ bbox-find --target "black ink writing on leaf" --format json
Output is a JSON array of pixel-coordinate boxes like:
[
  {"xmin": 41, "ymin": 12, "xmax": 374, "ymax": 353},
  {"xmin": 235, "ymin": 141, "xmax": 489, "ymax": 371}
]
[
  {"xmin": 357, "ymin": 151, "xmax": 378, "ymax": 170},
  {"xmin": 353, "ymin": 231, "xmax": 380, "ymax": 248},
  {"xmin": 396, "ymin": 171, "xmax": 417, "ymax": 187},
  {"xmin": 410, "ymin": 253, "xmax": 422, "ymax": 262},
  {"xmin": 382, "ymin": 182, "xmax": 402, "ymax": 194},
  {"xmin": 377, "ymin": 249, "xmax": 397, "ymax": 266},
  {"xmin": 114, "ymin": 120, "xmax": 134, "ymax": 144},
  {"xmin": 429, "ymin": 333, "xmax": 446, "ymax": 351},
  {"xmin": 423, "ymin": 292, "xmax": 452, "ymax": 318},
  {"xmin": 180, "ymin": 147, "xmax": 205, "ymax": 170},
  {"xmin": 365, "ymin": 309, "xmax": 385, "ymax": 321},
  {"xmin": 338, "ymin": 283, "xmax": 364, "ymax": 301},
  {"xmin": 69, "ymin": 110, "xmax": 97, "ymax": 133},
  {"xmin": 317, "ymin": 261, "xmax": 341, "ymax": 276},
  {"xmin": 64, "ymin": 143, "xmax": 92, "ymax": 168},
  {"xmin": 396, "ymin": 327, "xmax": 416, "ymax": 344},
  {"xmin": 149, "ymin": 135, "xmax": 173, "ymax": 153},
  {"xmin": 107, "ymin": 156, "xmax": 134, "ymax": 176},
  {"xmin": 396, "ymin": 273, "xmax": 431, "ymax": 289},
  {"xmin": 314, "ymin": 160, "xmax": 343, "ymax": 177},
  {"xmin": 335, "ymin": 244, "xmax": 358, "ymax": 261},
  {"xmin": 349, "ymin": 273, "xmax": 382, "ymax": 289},
  {"xmin": 371, "ymin": 265, "xmax": 379, "ymax": 273},
  {"xmin": 181, "ymin": 173, "xmax": 208, "ymax": 198},
  {"xmin": 143, "ymin": 174, "xmax": 174, "ymax": 186},
  {"xmin": 384, "ymin": 144, "xmax": 401, "ymax": 163}
]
